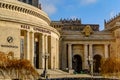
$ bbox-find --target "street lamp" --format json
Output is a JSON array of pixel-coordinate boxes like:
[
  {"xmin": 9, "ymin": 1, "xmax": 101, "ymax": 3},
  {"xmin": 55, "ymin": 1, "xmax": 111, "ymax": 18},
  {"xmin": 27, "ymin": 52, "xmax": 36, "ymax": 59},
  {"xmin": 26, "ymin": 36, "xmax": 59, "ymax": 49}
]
[
  {"xmin": 88, "ymin": 56, "xmax": 93, "ymax": 77},
  {"xmin": 41, "ymin": 52, "xmax": 49, "ymax": 79}
]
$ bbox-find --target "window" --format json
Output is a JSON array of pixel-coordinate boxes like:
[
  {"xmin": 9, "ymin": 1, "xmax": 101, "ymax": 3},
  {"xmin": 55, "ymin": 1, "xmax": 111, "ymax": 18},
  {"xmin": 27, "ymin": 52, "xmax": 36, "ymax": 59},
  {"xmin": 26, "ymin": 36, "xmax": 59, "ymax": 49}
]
[{"xmin": 20, "ymin": 39, "xmax": 24, "ymax": 59}]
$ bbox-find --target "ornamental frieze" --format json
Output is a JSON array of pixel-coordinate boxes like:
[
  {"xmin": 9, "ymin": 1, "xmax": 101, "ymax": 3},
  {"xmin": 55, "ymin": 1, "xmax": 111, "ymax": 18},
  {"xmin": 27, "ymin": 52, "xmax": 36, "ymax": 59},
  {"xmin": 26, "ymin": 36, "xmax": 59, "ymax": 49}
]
[{"xmin": 21, "ymin": 25, "xmax": 51, "ymax": 34}]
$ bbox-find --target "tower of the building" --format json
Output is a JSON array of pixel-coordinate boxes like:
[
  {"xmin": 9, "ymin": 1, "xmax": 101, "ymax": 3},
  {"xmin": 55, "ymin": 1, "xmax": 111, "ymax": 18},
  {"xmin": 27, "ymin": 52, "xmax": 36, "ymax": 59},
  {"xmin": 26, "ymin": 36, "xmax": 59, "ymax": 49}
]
[{"xmin": 18, "ymin": 0, "xmax": 41, "ymax": 9}]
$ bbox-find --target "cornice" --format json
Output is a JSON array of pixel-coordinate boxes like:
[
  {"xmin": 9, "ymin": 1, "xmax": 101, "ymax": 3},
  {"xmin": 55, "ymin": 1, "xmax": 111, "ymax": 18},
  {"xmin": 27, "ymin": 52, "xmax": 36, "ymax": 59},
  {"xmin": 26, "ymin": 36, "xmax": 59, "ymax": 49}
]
[
  {"xmin": 0, "ymin": 0, "xmax": 51, "ymax": 24},
  {"xmin": 0, "ymin": 0, "xmax": 60, "ymax": 37}
]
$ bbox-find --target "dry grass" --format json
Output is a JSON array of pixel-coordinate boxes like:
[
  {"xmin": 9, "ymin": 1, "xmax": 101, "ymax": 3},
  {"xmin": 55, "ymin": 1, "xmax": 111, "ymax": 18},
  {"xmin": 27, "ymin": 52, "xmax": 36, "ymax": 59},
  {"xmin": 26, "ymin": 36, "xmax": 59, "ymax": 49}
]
[
  {"xmin": 0, "ymin": 51, "xmax": 39, "ymax": 79},
  {"xmin": 101, "ymin": 57, "xmax": 120, "ymax": 77}
]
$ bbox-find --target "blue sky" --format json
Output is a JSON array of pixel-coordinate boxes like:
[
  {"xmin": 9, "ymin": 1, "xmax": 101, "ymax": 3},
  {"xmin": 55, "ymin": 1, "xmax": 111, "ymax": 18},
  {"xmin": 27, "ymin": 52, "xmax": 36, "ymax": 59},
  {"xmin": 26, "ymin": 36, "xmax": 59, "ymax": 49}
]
[{"xmin": 39, "ymin": 0, "xmax": 120, "ymax": 30}]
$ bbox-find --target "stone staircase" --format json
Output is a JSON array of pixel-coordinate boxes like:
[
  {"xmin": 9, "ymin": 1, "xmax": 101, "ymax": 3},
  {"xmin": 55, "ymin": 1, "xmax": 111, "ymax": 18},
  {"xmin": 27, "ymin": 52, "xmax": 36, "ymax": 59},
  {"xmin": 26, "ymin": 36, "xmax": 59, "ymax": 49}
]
[
  {"xmin": 37, "ymin": 69, "xmax": 91, "ymax": 79},
  {"xmin": 37, "ymin": 69, "xmax": 68, "ymax": 75}
]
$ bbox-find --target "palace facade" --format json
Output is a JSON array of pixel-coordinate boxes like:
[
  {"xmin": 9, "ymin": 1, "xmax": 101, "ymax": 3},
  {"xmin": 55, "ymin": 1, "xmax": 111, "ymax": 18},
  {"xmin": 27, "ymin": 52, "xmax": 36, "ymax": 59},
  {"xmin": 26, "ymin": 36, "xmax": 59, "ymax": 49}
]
[
  {"xmin": 51, "ymin": 17, "xmax": 120, "ymax": 73},
  {"xmin": 0, "ymin": 0, "xmax": 60, "ymax": 70},
  {"xmin": 0, "ymin": 0, "xmax": 120, "ymax": 76}
]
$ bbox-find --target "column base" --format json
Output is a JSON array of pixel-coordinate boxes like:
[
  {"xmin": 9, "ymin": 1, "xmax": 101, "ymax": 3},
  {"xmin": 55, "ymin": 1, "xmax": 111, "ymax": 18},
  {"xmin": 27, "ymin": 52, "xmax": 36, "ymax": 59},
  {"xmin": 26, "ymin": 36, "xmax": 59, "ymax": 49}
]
[
  {"xmin": 68, "ymin": 69, "xmax": 74, "ymax": 74},
  {"xmin": 83, "ymin": 66, "xmax": 89, "ymax": 71}
]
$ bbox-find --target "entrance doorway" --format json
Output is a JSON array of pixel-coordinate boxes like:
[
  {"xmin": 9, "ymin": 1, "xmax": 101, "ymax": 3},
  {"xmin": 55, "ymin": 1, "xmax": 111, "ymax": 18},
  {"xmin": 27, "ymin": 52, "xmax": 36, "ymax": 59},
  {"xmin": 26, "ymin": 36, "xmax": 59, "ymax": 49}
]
[
  {"xmin": 93, "ymin": 55, "xmax": 102, "ymax": 73},
  {"xmin": 72, "ymin": 55, "xmax": 82, "ymax": 73},
  {"xmin": 34, "ymin": 42, "xmax": 39, "ymax": 69}
]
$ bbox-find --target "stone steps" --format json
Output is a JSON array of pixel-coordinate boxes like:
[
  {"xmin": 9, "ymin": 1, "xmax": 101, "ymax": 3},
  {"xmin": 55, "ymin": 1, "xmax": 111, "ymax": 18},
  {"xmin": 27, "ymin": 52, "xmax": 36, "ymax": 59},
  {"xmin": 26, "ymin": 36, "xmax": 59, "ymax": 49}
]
[{"xmin": 37, "ymin": 69, "xmax": 68, "ymax": 75}]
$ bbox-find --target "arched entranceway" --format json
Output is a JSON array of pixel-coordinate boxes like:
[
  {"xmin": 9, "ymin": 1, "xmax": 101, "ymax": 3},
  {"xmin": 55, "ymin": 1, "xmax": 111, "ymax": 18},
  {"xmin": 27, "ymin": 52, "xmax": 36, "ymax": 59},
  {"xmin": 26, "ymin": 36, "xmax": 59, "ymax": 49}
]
[
  {"xmin": 72, "ymin": 55, "xmax": 82, "ymax": 73},
  {"xmin": 93, "ymin": 55, "xmax": 102, "ymax": 73}
]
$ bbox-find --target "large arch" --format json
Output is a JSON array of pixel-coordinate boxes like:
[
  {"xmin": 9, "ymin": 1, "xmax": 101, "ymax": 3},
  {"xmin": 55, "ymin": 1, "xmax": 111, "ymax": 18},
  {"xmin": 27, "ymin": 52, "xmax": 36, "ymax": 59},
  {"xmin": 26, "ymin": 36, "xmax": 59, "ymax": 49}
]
[
  {"xmin": 72, "ymin": 55, "xmax": 82, "ymax": 73},
  {"xmin": 93, "ymin": 55, "xmax": 102, "ymax": 73}
]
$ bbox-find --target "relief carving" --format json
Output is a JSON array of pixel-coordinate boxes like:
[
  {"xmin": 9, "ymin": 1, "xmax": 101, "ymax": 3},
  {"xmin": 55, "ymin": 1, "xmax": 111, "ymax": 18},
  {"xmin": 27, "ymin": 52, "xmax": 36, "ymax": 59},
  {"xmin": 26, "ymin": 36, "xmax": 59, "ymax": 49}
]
[{"xmin": 82, "ymin": 25, "xmax": 93, "ymax": 37}]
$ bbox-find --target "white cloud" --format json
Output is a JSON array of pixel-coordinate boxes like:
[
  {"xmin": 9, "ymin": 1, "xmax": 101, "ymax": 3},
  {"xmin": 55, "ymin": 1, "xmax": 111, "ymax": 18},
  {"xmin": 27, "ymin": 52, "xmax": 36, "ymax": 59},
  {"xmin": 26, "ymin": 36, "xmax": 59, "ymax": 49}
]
[
  {"xmin": 110, "ymin": 11, "xmax": 116, "ymax": 18},
  {"xmin": 39, "ymin": 0, "xmax": 58, "ymax": 15},
  {"xmin": 80, "ymin": 0, "xmax": 97, "ymax": 5},
  {"xmin": 42, "ymin": 4, "xmax": 57, "ymax": 15}
]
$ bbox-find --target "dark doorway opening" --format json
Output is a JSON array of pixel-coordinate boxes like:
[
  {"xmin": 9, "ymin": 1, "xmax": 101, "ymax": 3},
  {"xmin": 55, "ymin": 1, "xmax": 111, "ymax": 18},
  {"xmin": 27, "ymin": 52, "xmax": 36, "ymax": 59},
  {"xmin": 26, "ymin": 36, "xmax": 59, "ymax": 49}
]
[
  {"xmin": 72, "ymin": 55, "xmax": 82, "ymax": 73},
  {"xmin": 34, "ymin": 42, "xmax": 39, "ymax": 69},
  {"xmin": 93, "ymin": 55, "xmax": 102, "ymax": 73}
]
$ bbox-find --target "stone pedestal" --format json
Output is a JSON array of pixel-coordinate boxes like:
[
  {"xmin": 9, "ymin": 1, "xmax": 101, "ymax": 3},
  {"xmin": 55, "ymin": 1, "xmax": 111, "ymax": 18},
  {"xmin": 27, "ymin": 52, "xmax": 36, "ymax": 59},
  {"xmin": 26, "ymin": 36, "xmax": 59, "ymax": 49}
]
[{"xmin": 68, "ymin": 69, "xmax": 74, "ymax": 74}]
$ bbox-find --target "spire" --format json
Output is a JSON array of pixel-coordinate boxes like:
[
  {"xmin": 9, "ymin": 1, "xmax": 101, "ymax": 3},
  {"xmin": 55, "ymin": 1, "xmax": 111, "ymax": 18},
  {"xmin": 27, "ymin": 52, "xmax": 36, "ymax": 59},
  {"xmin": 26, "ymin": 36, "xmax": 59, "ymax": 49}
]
[{"xmin": 104, "ymin": 19, "xmax": 106, "ymax": 24}]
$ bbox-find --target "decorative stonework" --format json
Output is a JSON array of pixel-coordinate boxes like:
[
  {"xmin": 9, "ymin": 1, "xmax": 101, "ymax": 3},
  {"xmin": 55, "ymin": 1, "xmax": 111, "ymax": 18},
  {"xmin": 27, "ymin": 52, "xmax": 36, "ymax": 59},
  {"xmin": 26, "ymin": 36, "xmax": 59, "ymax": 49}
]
[
  {"xmin": 82, "ymin": 25, "xmax": 93, "ymax": 37},
  {"xmin": 0, "ymin": 0, "xmax": 50, "ymax": 24}
]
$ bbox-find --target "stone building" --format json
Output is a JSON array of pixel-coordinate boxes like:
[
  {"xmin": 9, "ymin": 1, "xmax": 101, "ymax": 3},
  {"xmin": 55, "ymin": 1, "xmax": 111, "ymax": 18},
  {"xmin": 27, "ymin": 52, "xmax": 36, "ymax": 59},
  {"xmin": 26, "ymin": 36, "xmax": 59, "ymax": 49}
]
[
  {"xmin": 0, "ymin": 0, "xmax": 60, "ymax": 70},
  {"xmin": 1, "ymin": 0, "xmax": 120, "ymax": 76},
  {"xmin": 51, "ymin": 17, "xmax": 120, "ymax": 73}
]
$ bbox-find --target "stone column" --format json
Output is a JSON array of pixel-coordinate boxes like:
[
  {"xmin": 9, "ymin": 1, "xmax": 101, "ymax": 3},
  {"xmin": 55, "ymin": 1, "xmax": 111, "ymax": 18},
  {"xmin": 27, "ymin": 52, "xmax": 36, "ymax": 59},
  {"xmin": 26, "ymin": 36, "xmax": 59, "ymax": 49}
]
[
  {"xmin": 62, "ymin": 43, "xmax": 67, "ymax": 70},
  {"xmin": 84, "ymin": 44, "xmax": 88, "ymax": 69},
  {"xmin": 42, "ymin": 34, "xmax": 45, "ymax": 69},
  {"xmin": 38, "ymin": 34, "xmax": 42, "ymax": 69},
  {"xmin": 55, "ymin": 39, "xmax": 57, "ymax": 69},
  {"xmin": 55, "ymin": 39, "xmax": 59, "ymax": 69},
  {"xmin": 45, "ymin": 35, "xmax": 48, "ymax": 53},
  {"xmin": 26, "ymin": 31, "xmax": 30, "ymax": 60},
  {"xmin": 57, "ymin": 39, "xmax": 59, "ymax": 69},
  {"xmin": 89, "ymin": 44, "xmax": 93, "ymax": 75},
  {"xmin": 104, "ymin": 44, "xmax": 109, "ymax": 58},
  {"xmin": 68, "ymin": 44, "xmax": 73, "ymax": 73},
  {"xmin": 31, "ymin": 32, "xmax": 34, "ymax": 66},
  {"xmin": 89, "ymin": 44, "xmax": 93, "ymax": 57},
  {"xmin": 45, "ymin": 35, "xmax": 48, "ymax": 69}
]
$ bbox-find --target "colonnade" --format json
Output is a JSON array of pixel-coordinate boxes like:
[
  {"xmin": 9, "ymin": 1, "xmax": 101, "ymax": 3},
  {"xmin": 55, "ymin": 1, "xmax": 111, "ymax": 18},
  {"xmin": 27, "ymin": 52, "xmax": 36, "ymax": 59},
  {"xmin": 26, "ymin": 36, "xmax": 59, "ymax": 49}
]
[
  {"xmin": 20, "ymin": 30, "xmax": 59, "ymax": 69},
  {"xmin": 67, "ymin": 43, "xmax": 109, "ymax": 72}
]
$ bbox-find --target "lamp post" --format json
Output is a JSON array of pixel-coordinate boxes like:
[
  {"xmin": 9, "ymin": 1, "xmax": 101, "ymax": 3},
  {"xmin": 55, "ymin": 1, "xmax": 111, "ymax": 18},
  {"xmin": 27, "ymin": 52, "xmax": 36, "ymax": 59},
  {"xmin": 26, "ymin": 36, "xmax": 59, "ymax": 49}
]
[
  {"xmin": 41, "ymin": 52, "xmax": 49, "ymax": 79},
  {"xmin": 88, "ymin": 56, "xmax": 93, "ymax": 77}
]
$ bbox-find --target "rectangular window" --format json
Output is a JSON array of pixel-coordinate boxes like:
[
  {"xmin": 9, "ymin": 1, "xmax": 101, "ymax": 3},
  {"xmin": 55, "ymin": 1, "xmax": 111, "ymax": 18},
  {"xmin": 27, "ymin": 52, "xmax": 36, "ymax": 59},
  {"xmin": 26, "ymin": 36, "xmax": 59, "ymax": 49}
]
[{"xmin": 20, "ymin": 39, "xmax": 24, "ymax": 59}]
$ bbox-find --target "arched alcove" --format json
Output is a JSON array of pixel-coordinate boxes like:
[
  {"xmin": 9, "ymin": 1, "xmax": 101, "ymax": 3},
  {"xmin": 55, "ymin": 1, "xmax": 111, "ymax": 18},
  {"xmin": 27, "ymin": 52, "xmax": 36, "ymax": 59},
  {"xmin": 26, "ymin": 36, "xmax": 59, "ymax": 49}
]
[
  {"xmin": 72, "ymin": 55, "xmax": 82, "ymax": 73},
  {"xmin": 93, "ymin": 55, "xmax": 102, "ymax": 73}
]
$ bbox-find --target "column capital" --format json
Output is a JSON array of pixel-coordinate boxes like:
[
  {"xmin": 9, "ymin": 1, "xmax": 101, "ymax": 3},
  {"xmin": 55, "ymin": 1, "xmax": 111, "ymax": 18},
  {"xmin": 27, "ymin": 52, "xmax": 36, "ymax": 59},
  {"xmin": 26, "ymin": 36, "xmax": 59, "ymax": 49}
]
[
  {"xmin": 30, "ymin": 31, "xmax": 35, "ymax": 35},
  {"xmin": 40, "ymin": 33, "xmax": 45, "ymax": 37},
  {"xmin": 84, "ymin": 44, "xmax": 88, "ymax": 46},
  {"xmin": 68, "ymin": 43, "xmax": 72, "ymax": 46},
  {"xmin": 89, "ymin": 44, "xmax": 93, "ymax": 46},
  {"xmin": 26, "ymin": 30, "xmax": 30, "ymax": 32},
  {"xmin": 104, "ymin": 44, "xmax": 109, "ymax": 58},
  {"xmin": 105, "ymin": 44, "xmax": 109, "ymax": 46}
]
